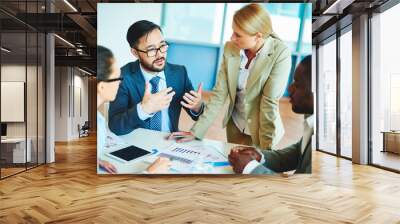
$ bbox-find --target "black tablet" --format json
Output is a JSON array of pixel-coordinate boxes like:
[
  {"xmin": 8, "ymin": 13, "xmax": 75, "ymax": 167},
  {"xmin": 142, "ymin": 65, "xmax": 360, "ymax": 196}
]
[{"xmin": 107, "ymin": 145, "xmax": 151, "ymax": 163}]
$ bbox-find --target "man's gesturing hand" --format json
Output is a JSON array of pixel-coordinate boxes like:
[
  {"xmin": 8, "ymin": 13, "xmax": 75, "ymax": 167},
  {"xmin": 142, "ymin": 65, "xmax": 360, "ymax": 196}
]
[{"xmin": 141, "ymin": 82, "xmax": 175, "ymax": 114}]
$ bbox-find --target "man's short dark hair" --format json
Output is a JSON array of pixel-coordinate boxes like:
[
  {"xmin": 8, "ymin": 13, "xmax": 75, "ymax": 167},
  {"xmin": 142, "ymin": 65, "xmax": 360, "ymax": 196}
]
[{"xmin": 126, "ymin": 20, "xmax": 162, "ymax": 48}]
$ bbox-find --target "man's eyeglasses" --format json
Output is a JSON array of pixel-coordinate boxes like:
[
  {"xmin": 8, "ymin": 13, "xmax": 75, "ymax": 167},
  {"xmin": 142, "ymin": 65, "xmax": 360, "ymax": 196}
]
[
  {"xmin": 97, "ymin": 77, "xmax": 123, "ymax": 83},
  {"xmin": 135, "ymin": 43, "xmax": 169, "ymax": 57}
]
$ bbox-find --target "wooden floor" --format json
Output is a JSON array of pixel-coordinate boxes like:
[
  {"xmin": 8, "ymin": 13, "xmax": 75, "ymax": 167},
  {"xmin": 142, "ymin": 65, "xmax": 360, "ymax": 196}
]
[
  {"xmin": 1, "ymin": 135, "xmax": 400, "ymax": 223},
  {"xmin": 0, "ymin": 167, "xmax": 26, "ymax": 178},
  {"xmin": 1, "ymin": 163, "xmax": 45, "ymax": 178},
  {"xmin": 1, "ymin": 99, "xmax": 400, "ymax": 223}
]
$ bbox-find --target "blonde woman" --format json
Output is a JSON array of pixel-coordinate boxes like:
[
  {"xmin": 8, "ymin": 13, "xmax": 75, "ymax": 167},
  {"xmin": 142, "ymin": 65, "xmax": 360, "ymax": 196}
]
[
  {"xmin": 169, "ymin": 4, "xmax": 291, "ymax": 150},
  {"xmin": 97, "ymin": 45, "xmax": 170, "ymax": 174}
]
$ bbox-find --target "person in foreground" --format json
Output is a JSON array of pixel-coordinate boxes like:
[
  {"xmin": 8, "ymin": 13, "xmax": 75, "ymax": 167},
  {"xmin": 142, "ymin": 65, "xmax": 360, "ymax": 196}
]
[
  {"xmin": 108, "ymin": 20, "xmax": 203, "ymax": 136},
  {"xmin": 169, "ymin": 3, "xmax": 291, "ymax": 150},
  {"xmin": 228, "ymin": 55, "xmax": 313, "ymax": 174},
  {"xmin": 97, "ymin": 45, "xmax": 170, "ymax": 174}
]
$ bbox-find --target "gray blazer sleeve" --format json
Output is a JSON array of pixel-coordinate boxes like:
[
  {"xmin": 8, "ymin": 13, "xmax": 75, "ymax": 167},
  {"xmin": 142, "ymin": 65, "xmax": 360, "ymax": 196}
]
[
  {"xmin": 251, "ymin": 164, "xmax": 276, "ymax": 175},
  {"xmin": 253, "ymin": 140, "xmax": 302, "ymax": 173}
]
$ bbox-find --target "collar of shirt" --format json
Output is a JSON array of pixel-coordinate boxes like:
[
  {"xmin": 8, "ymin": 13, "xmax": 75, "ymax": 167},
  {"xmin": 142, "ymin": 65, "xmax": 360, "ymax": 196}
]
[
  {"xmin": 305, "ymin": 114, "xmax": 314, "ymax": 131},
  {"xmin": 301, "ymin": 114, "xmax": 314, "ymax": 154},
  {"xmin": 239, "ymin": 48, "xmax": 262, "ymax": 69},
  {"xmin": 139, "ymin": 64, "xmax": 166, "ymax": 83}
]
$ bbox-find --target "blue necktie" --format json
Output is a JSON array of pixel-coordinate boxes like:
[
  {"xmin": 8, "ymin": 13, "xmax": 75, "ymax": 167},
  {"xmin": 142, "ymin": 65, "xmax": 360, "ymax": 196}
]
[{"xmin": 148, "ymin": 76, "xmax": 162, "ymax": 131}]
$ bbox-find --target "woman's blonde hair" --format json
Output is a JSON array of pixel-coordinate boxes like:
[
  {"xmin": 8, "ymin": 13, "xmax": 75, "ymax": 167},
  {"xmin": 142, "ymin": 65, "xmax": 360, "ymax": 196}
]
[{"xmin": 233, "ymin": 3, "xmax": 277, "ymax": 39}]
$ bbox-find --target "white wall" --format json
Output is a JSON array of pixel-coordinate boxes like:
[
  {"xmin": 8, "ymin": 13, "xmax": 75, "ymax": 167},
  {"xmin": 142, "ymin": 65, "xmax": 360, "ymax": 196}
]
[
  {"xmin": 1, "ymin": 64, "xmax": 46, "ymax": 164},
  {"xmin": 54, "ymin": 67, "xmax": 89, "ymax": 141},
  {"xmin": 1, "ymin": 65, "xmax": 32, "ymax": 138},
  {"xmin": 97, "ymin": 3, "xmax": 162, "ymax": 66},
  {"xmin": 71, "ymin": 73, "xmax": 89, "ymax": 139},
  {"xmin": 55, "ymin": 67, "xmax": 68, "ymax": 141}
]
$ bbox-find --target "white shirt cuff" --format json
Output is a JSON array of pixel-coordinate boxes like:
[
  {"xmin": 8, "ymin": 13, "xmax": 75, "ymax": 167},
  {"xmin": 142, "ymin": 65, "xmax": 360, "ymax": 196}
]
[
  {"xmin": 251, "ymin": 147, "xmax": 265, "ymax": 164},
  {"xmin": 137, "ymin": 103, "xmax": 154, "ymax": 120},
  {"xmin": 243, "ymin": 160, "xmax": 260, "ymax": 174}
]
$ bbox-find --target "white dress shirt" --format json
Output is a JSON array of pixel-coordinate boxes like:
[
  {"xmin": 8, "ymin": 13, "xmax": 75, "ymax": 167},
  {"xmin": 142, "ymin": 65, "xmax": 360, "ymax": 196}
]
[
  {"xmin": 136, "ymin": 65, "xmax": 171, "ymax": 132},
  {"xmin": 97, "ymin": 111, "xmax": 107, "ymax": 173},
  {"xmin": 231, "ymin": 49, "xmax": 262, "ymax": 135},
  {"xmin": 97, "ymin": 111, "xmax": 106, "ymax": 160}
]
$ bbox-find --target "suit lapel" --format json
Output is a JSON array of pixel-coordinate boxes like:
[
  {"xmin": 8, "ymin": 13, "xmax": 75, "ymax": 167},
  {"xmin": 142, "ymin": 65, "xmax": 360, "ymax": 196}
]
[
  {"xmin": 164, "ymin": 63, "xmax": 178, "ymax": 92},
  {"xmin": 245, "ymin": 38, "xmax": 274, "ymax": 95},
  {"xmin": 227, "ymin": 55, "xmax": 240, "ymax": 102},
  {"xmin": 164, "ymin": 64, "xmax": 178, "ymax": 131},
  {"xmin": 131, "ymin": 61, "xmax": 146, "ymax": 100},
  {"xmin": 298, "ymin": 136, "xmax": 311, "ymax": 167}
]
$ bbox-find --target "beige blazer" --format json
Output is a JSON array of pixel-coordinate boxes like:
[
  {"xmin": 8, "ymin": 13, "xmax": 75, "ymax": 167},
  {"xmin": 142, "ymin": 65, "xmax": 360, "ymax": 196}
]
[{"xmin": 191, "ymin": 36, "xmax": 292, "ymax": 149}]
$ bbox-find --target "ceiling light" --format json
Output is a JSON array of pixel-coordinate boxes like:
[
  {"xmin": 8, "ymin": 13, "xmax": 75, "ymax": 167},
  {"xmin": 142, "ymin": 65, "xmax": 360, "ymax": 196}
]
[
  {"xmin": 1, "ymin": 47, "xmax": 11, "ymax": 53},
  {"xmin": 78, "ymin": 67, "xmax": 92, "ymax": 76},
  {"xmin": 63, "ymin": 0, "xmax": 78, "ymax": 12},
  {"xmin": 322, "ymin": 0, "xmax": 354, "ymax": 15},
  {"xmin": 54, "ymin": 34, "xmax": 75, "ymax": 48}
]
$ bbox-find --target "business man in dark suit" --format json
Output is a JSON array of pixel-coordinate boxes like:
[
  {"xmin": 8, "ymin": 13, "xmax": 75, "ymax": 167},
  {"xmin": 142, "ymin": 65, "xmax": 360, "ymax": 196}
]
[
  {"xmin": 228, "ymin": 55, "xmax": 313, "ymax": 174},
  {"xmin": 108, "ymin": 20, "xmax": 204, "ymax": 135}
]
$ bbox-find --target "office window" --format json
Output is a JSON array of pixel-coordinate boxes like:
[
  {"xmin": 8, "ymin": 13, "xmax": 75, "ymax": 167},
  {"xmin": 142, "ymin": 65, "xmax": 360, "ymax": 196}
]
[
  {"xmin": 38, "ymin": 32, "xmax": 46, "ymax": 165},
  {"xmin": 0, "ymin": 1, "xmax": 46, "ymax": 179},
  {"xmin": 339, "ymin": 29, "xmax": 352, "ymax": 158},
  {"xmin": 371, "ymin": 3, "xmax": 400, "ymax": 171},
  {"xmin": 312, "ymin": 46, "xmax": 317, "ymax": 150},
  {"xmin": 265, "ymin": 3, "xmax": 300, "ymax": 17},
  {"xmin": 1, "ymin": 29, "xmax": 28, "ymax": 178},
  {"xmin": 222, "ymin": 3, "xmax": 245, "ymax": 43},
  {"xmin": 317, "ymin": 37, "xmax": 337, "ymax": 154},
  {"xmin": 97, "ymin": 3, "xmax": 162, "ymax": 66},
  {"xmin": 27, "ymin": 31, "xmax": 39, "ymax": 170},
  {"xmin": 390, "ymin": 75, "xmax": 400, "ymax": 129},
  {"xmin": 266, "ymin": 4, "xmax": 301, "ymax": 52},
  {"xmin": 301, "ymin": 4, "xmax": 312, "ymax": 55},
  {"xmin": 222, "ymin": 3, "xmax": 307, "ymax": 53},
  {"xmin": 163, "ymin": 4, "xmax": 225, "ymax": 44}
]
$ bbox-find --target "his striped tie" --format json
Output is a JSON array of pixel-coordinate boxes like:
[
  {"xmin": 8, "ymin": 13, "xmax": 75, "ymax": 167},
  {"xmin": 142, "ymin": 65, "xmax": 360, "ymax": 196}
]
[{"xmin": 148, "ymin": 76, "xmax": 162, "ymax": 131}]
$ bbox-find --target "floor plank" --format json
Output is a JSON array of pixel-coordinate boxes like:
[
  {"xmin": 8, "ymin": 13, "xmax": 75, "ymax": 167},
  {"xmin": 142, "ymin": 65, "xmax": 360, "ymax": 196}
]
[
  {"xmin": 1, "ymin": 99, "xmax": 400, "ymax": 223},
  {"xmin": 1, "ymin": 140, "xmax": 399, "ymax": 223}
]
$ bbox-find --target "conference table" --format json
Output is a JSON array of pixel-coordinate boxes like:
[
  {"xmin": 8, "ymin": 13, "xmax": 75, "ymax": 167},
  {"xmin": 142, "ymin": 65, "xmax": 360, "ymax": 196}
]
[{"xmin": 99, "ymin": 128, "xmax": 236, "ymax": 174}]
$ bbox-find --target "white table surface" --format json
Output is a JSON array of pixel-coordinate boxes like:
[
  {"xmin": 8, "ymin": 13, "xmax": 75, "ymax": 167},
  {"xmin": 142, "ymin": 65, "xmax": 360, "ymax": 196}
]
[{"xmin": 99, "ymin": 128, "xmax": 236, "ymax": 174}]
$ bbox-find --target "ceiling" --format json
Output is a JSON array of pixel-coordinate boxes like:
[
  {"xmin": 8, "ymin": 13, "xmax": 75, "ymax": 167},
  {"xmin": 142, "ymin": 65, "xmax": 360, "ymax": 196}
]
[
  {"xmin": 0, "ymin": 0, "xmax": 98, "ymax": 74},
  {"xmin": 312, "ymin": 0, "xmax": 391, "ymax": 44},
  {"xmin": 2, "ymin": 0, "xmax": 397, "ymax": 73}
]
